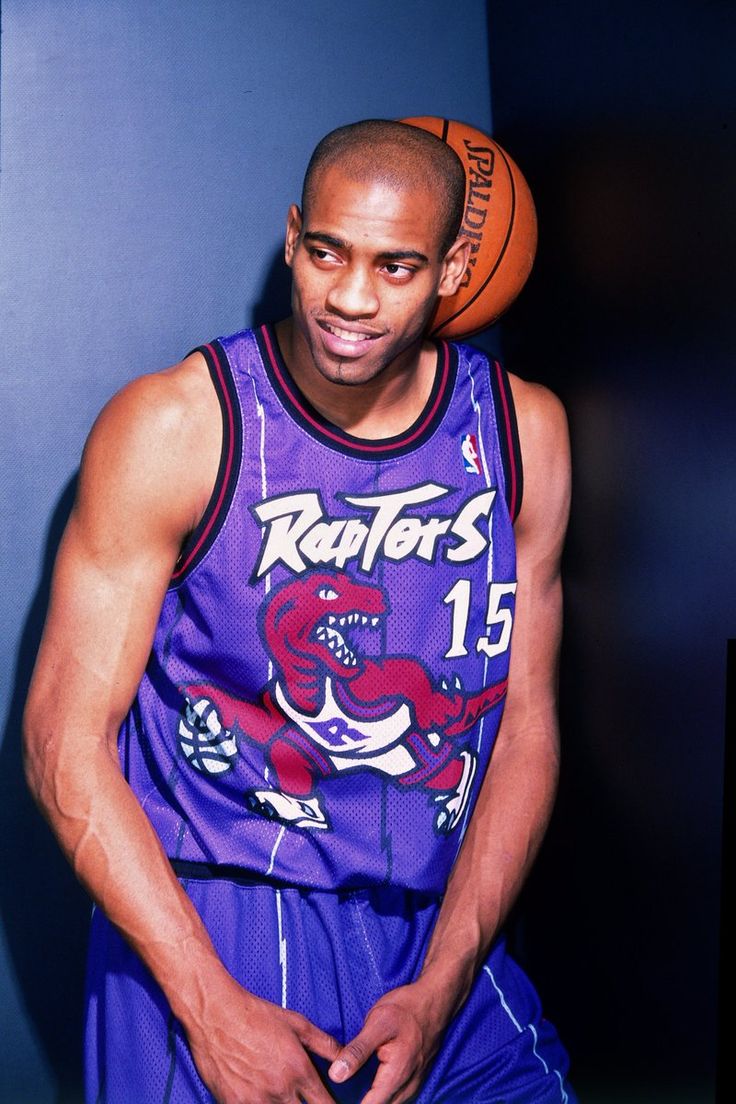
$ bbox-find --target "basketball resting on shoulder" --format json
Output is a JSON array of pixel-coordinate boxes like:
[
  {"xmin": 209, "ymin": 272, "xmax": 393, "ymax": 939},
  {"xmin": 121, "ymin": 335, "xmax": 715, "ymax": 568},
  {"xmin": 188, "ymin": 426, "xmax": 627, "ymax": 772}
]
[{"xmin": 24, "ymin": 119, "xmax": 574, "ymax": 1104}]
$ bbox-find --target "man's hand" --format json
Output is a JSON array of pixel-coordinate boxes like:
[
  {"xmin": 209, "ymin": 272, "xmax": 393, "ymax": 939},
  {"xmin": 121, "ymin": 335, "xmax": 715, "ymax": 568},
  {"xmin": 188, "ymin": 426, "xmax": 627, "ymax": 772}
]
[
  {"xmin": 186, "ymin": 980, "xmax": 341, "ymax": 1104},
  {"xmin": 328, "ymin": 982, "xmax": 448, "ymax": 1104}
]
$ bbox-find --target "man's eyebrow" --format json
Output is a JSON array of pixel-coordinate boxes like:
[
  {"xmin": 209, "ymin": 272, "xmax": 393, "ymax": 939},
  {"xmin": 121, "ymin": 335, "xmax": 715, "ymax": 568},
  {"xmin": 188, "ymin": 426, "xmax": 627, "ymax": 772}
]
[
  {"xmin": 377, "ymin": 249, "xmax": 429, "ymax": 265},
  {"xmin": 303, "ymin": 231, "xmax": 349, "ymax": 251}
]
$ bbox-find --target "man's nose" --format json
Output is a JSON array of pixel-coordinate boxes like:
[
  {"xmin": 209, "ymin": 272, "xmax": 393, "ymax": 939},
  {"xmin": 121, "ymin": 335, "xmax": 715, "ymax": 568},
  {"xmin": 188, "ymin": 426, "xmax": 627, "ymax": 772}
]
[{"xmin": 325, "ymin": 265, "xmax": 380, "ymax": 317}]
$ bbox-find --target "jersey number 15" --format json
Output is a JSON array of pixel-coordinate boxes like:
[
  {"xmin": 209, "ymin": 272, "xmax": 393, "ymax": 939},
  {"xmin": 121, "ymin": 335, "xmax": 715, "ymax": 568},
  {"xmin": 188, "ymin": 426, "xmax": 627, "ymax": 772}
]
[{"xmin": 443, "ymin": 580, "xmax": 517, "ymax": 659}]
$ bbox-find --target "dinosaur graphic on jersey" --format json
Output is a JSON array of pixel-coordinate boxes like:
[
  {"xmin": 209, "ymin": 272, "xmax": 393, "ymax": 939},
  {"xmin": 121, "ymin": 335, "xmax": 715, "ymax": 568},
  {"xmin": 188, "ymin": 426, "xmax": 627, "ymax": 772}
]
[{"xmin": 177, "ymin": 571, "xmax": 507, "ymax": 833}]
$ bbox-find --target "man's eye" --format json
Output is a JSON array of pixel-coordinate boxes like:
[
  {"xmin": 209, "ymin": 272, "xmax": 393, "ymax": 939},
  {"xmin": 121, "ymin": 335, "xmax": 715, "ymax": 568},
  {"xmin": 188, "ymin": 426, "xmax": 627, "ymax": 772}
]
[
  {"xmin": 308, "ymin": 247, "xmax": 338, "ymax": 264},
  {"xmin": 383, "ymin": 263, "xmax": 413, "ymax": 278}
]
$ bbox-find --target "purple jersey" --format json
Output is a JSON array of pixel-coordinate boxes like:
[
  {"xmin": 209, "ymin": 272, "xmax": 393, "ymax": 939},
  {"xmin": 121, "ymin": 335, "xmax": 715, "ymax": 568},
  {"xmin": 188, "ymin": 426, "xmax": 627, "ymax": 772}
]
[{"xmin": 120, "ymin": 325, "xmax": 522, "ymax": 893}]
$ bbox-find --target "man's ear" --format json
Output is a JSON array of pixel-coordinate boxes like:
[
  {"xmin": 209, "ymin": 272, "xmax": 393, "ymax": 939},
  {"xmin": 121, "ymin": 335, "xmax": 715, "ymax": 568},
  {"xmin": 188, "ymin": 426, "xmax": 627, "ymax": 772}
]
[
  {"xmin": 437, "ymin": 236, "xmax": 471, "ymax": 298},
  {"xmin": 284, "ymin": 204, "xmax": 303, "ymax": 268}
]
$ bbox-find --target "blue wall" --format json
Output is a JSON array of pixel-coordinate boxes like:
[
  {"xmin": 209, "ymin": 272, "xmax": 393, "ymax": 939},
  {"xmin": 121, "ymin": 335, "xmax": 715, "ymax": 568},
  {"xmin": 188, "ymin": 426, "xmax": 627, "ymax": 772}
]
[{"xmin": 0, "ymin": 2, "xmax": 494, "ymax": 1100}]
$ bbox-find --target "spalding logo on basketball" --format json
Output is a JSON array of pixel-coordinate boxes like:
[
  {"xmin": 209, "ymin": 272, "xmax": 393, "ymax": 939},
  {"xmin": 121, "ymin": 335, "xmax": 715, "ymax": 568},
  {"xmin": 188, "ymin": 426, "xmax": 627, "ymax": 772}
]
[{"xmin": 401, "ymin": 116, "xmax": 537, "ymax": 338}]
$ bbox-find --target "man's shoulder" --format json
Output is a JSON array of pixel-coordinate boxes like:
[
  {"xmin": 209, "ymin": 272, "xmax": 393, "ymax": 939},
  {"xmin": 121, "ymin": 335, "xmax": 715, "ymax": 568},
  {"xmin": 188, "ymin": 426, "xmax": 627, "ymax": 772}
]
[
  {"xmin": 507, "ymin": 373, "xmax": 567, "ymax": 452},
  {"xmin": 79, "ymin": 349, "xmax": 222, "ymax": 539},
  {"xmin": 447, "ymin": 338, "xmax": 567, "ymax": 439},
  {"xmin": 95, "ymin": 349, "xmax": 216, "ymax": 442},
  {"xmin": 505, "ymin": 373, "xmax": 570, "ymax": 540}
]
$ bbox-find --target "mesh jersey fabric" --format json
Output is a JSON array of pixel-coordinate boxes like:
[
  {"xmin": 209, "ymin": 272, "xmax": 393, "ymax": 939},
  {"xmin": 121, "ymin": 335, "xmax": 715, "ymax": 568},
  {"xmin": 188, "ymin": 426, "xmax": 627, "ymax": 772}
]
[
  {"xmin": 87, "ymin": 327, "xmax": 577, "ymax": 1103},
  {"xmin": 119, "ymin": 325, "xmax": 521, "ymax": 894}
]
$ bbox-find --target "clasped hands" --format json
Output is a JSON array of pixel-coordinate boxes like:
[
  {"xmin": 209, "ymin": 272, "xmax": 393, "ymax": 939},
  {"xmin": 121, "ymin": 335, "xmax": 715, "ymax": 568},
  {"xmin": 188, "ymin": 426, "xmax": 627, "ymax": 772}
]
[{"xmin": 188, "ymin": 976, "xmax": 447, "ymax": 1104}]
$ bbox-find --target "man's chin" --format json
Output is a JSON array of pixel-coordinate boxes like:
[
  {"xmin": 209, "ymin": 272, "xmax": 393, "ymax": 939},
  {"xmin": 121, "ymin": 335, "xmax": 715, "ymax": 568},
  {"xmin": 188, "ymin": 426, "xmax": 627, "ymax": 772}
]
[
  {"xmin": 316, "ymin": 359, "xmax": 383, "ymax": 387},
  {"xmin": 309, "ymin": 340, "xmax": 388, "ymax": 387}
]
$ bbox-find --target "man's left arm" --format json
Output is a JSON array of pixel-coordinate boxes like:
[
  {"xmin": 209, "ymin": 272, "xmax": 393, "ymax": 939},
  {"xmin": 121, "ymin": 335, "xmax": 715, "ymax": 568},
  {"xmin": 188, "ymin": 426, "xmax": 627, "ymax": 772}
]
[{"xmin": 328, "ymin": 379, "xmax": 572, "ymax": 1104}]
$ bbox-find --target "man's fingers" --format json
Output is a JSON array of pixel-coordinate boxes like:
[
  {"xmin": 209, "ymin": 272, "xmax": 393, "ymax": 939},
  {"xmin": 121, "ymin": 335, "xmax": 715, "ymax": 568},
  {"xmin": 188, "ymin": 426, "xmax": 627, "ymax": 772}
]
[
  {"xmin": 294, "ymin": 1017, "xmax": 342, "ymax": 1063},
  {"xmin": 301, "ymin": 1067, "xmax": 339, "ymax": 1104},
  {"xmin": 328, "ymin": 1021, "xmax": 386, "ymax": 1083},
  {"xmin": 358, "ymin": 1055, "xmax": 418, "ymax": 1104}
]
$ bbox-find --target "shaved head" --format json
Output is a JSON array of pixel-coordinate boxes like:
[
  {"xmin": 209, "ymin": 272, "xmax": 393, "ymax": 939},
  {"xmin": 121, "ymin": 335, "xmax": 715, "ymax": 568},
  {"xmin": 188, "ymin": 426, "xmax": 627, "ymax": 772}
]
[{"xmin": 301, "ymin": 119, "xmax": 466, "ymax": 257}]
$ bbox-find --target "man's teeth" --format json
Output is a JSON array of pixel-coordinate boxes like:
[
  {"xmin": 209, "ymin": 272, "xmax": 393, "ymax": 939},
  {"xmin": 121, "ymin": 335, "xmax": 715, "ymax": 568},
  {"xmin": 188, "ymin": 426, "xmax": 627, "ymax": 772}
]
[{"xmin": 327, "ymin": 324, "xmax": 373, "ymax": 342}]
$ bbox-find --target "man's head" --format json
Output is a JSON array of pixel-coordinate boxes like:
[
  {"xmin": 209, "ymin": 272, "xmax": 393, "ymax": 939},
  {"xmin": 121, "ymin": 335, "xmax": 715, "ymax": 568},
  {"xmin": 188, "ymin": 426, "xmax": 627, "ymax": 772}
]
[
  {"xmin": 301, "ymin": 119, "xmax": 466, "ymax": 259},
  {"xmin": 284, "ymin": 119, "xmax": 470, "ymax": 390}
]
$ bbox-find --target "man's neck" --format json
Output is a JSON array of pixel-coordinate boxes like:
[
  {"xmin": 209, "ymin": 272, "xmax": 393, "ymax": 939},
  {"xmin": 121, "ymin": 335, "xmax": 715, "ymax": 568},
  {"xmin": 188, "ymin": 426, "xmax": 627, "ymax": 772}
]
[{"xmin": 274, "ymin": 318, "xmax": 438, "ymax": 440}]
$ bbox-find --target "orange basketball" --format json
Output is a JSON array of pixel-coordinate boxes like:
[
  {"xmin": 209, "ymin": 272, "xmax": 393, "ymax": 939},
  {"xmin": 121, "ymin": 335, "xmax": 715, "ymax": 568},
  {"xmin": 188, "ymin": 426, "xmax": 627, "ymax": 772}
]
[{"xmin": 401, "ymin": 116, "xmax": 537, "ymax": 338}]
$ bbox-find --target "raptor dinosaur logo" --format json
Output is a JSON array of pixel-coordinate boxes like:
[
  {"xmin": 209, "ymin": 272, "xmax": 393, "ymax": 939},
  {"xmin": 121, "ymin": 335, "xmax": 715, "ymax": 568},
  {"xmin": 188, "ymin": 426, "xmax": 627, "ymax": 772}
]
[{"xmin": 177, "ymin": 571, "xmax": 507, "ymax": 833}]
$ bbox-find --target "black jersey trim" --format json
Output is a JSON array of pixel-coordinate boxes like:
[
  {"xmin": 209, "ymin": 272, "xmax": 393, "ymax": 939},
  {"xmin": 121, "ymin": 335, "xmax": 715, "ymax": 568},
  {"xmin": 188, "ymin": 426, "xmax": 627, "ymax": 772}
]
[
  {"xmin": 169, "ymin": 858, "xmax": 443, "ymax": 903},
  {"xmin": 256, "ymin": 323, "xmax": 458, "ymax": 459},
  {"xmin": 488, "ymin": 358, "xmax": 523, "ymax": 521},
  {"xmin": 170, "ymin": 340, "xmax": 242, "ymax": 586},
  {"xmin": 170, "ymin": 858, "xmax": 301, "ymax": 890}
]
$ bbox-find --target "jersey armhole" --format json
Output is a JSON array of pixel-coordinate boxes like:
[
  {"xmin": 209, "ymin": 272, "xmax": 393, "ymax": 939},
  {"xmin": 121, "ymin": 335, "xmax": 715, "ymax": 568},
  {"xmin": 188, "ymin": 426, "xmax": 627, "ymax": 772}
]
[
  {"xmin": 489, "ymin": 358, "xmax": 523, "ymax": 522},
  {"xmin": 170, "ymin": 340, "xmax": 243, "ymax": 586}
]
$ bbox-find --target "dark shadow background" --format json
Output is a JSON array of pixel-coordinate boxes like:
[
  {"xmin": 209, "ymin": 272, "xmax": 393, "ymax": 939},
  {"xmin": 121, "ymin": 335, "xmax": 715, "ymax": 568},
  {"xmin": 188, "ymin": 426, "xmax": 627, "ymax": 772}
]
[{"xmin": 486, "ymin": 2, "xmax": 734, "ymax": 1101}]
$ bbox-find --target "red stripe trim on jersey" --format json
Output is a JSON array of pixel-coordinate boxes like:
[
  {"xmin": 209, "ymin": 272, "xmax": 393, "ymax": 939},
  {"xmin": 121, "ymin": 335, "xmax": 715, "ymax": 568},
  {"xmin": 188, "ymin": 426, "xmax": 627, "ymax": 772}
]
[
  {"xmin": 493, "ymin": 359, "xmax": 520, "ymax": 521},
  {"xmin": 260, "ymin": 324, "xmax": 452, "ymax": 455},
  {"xmin": 171, "ymin": 342, "xmax": 237, "ymax": 581}
]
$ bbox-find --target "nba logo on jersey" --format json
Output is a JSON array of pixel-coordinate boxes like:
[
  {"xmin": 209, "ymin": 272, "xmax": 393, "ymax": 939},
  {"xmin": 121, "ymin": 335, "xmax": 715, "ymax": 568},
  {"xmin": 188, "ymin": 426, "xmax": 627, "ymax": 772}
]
[{"xmin": 461, "ymin": 433, "xmax": 481, "ymax": 474}]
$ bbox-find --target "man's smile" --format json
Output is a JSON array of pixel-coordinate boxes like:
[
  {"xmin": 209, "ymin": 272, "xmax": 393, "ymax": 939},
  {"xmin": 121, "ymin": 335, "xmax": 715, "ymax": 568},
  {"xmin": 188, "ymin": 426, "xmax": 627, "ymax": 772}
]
[
  {"xmin": 317, "ymin": 318, "xmax": 385, "ymax": 358},
  {"xmin": 323, "ymin": 324, "xmax": 372, "ymax": 342}
]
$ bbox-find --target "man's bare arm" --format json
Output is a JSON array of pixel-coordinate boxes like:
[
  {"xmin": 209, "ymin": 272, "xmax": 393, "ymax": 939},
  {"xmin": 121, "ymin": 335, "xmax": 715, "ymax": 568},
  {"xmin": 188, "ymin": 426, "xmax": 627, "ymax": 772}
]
[
  {"xmin": 23, "ymin": 359, "xmax": 339, "ymax": 1104},
  {"xmin": 328, "ymin": 378, "xmax": 572, "ymax": 1104}
]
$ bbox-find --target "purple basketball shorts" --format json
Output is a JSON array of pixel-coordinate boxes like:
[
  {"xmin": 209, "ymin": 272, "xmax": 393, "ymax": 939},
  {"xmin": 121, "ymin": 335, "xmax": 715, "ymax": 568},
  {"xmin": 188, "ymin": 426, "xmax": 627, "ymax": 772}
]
[{"xmin": 84, "ymin": 873, "xmax": 575, "ymax": 1103}]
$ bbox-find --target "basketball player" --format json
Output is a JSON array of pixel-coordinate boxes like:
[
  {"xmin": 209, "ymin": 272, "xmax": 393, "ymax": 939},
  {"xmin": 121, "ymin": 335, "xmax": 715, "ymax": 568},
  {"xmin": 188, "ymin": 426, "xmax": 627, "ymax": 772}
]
[{"xmin": 24, "ymin": 120, "xmax": 575, "ymax": 1103}]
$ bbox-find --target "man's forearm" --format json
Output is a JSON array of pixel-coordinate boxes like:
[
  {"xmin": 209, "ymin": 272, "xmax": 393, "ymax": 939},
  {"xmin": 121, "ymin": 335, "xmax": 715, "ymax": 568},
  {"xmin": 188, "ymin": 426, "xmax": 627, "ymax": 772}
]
[
  {"xmin": 24, "ymin": 712, "xmax": 342, "ymax": 1104},
  {"xmin": 23, "ymin": 719, "xmax": 233, "ymax": 1029},
  {"xmin": 416, "ymin": 718, "xmax": 560, "ymax": 1024}
]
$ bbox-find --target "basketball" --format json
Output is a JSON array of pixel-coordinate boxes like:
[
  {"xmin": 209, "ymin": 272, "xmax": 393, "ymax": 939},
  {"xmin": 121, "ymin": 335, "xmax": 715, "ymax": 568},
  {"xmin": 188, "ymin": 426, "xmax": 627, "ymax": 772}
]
[
  {"xmin": 178, "ymin": 696, "xmax": 238, "ymax": 775},
  {"xmin": 401, "ymin": 116, "xmax": 537, "ymax": 338}
]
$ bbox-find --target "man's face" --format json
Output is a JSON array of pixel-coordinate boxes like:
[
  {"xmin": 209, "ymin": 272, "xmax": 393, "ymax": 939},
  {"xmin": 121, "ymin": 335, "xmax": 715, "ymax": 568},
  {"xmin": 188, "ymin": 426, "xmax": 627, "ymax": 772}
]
[{"xmin": 284, "ymin": 165, "xmax": 467, "ymax": 387}]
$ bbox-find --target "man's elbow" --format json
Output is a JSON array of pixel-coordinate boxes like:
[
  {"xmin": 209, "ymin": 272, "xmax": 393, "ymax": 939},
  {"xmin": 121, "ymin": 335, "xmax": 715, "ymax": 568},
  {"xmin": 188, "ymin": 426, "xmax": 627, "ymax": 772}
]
[{"xmin": 22, "ymin": 698, "xmax": 58, "ymax": 814}]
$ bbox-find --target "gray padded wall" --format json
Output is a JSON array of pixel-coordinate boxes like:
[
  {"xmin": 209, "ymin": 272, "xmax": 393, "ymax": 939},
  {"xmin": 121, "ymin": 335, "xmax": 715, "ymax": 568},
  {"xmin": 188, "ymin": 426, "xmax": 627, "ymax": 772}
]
[{"xmin": 0, "ymin": 3, "xmax": 493, "ymax": 1100}]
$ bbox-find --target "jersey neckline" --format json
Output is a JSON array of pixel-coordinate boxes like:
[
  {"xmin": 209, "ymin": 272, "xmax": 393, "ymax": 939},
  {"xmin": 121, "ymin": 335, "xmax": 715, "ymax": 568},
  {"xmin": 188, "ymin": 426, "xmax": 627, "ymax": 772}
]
[{"xmin": 256, "ymin": 323, "xmax": 458, "ymax": 459}]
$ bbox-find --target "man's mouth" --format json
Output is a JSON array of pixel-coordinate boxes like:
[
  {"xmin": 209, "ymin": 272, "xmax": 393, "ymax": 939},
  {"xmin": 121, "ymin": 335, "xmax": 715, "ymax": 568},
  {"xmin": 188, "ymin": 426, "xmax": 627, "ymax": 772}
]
[
  {"xmin": 324, "ymin": 324, "xmax": 374, "ymax": 343},
  {"xmin": 317, "ymin": 320, "xmax": 384, "ymax": 357}
]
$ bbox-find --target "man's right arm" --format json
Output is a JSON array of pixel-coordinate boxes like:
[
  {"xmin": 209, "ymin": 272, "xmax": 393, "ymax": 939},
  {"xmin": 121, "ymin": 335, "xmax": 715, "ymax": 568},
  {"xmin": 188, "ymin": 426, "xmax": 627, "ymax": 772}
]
[{"xmin": 23, "ymin": 358, "xmax": 339, "ymax": 1104}]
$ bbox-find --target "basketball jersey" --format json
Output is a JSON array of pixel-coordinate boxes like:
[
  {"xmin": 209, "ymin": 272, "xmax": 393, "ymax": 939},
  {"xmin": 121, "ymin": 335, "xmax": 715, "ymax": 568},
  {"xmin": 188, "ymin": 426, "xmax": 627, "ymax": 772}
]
[{"xmin": 120, "ymin": 325, "xmax": 522, "ymax": 894}]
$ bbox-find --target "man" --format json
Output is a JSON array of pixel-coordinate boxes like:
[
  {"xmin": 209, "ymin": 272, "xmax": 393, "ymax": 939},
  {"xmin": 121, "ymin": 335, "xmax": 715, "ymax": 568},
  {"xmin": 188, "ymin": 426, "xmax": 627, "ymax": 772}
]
[{"xmin": 24, "ymin": 119, "xmax": 575, "ymax": 1103}]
